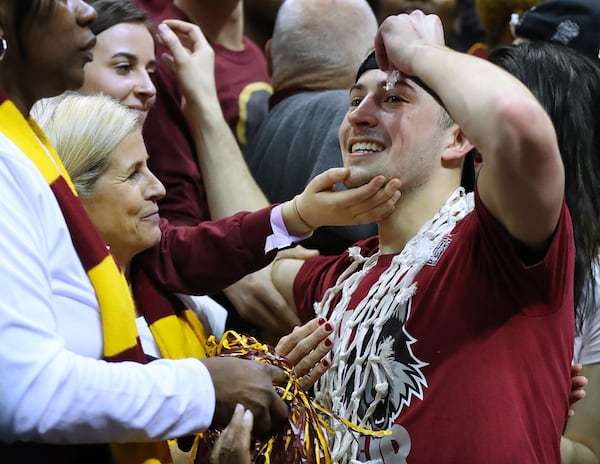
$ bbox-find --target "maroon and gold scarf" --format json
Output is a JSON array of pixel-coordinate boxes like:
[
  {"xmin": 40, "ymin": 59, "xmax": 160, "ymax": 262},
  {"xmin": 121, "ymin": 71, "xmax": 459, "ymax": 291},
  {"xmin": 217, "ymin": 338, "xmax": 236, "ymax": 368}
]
[{"xmin": 0, "ymin": 99, "xmax": 172, "ymax": 464}]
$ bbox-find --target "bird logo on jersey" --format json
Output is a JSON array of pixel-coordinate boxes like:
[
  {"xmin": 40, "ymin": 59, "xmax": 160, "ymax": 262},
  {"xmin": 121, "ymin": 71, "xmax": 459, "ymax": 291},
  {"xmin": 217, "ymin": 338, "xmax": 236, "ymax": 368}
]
[{"xmin": 340, "ymin": 298, "xmax": 428, "ymax": 462}]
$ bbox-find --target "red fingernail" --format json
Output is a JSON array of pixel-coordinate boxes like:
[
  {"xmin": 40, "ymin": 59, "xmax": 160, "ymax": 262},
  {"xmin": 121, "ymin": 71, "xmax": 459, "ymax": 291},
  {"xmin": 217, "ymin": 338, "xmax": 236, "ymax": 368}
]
[
  {"xmin": 324, "ymin": 338, "xmax": 332, "ymax": 347},
  {"xmin": 322, "ymin": 358, "xmax": 330, "ymax": 367},
  {"xmin": 318, "ymin": 318, "xmax": 326, "ymax": 325},
  {"xmin": 325, "ymin": 323, "xmax": 333, "ymax": 332}
]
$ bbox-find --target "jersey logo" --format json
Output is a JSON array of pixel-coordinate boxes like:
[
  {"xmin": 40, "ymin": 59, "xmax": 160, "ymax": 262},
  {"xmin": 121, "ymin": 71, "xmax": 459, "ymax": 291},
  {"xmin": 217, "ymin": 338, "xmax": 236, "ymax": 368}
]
[
  {"xmin": 344, "ymin": 298, "xmax": 427, "ymax": 462},
  {"xmin": 341, "ymin": 298, "xmax": 428, "ymax": 432},
  {"xmin": 426, "ymin": 236, "xmax": 452, "ymax": 266},
  {"xmin": 551, "ymin": 20, "xmax": 580, "ymax": 46}
]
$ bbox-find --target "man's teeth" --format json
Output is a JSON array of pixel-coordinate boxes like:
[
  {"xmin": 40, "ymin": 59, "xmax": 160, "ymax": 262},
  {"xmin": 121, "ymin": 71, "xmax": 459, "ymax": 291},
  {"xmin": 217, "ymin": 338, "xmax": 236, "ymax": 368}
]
[{"xmin": 351, "ymin": 142, "xmax": 384, "ymax": 153}]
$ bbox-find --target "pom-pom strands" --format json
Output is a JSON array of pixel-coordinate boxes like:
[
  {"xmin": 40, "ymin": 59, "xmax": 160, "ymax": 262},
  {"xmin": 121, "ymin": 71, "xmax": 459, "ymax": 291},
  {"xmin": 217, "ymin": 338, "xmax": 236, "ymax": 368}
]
[{"xmin": 191, "ymin": 330, "xmax": 390, "ymax": 464}]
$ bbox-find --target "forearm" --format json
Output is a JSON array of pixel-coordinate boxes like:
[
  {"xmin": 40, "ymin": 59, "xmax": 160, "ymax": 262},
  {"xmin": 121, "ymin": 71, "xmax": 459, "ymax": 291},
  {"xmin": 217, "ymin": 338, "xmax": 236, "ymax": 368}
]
[
  {"xmin": 141, "ymin": 210, "xmax": 276, "ymax": 296},
  {"xmin": 189, "ymin": 101, "xmax": 268, "ymax": 219},
  {"xmin": 271, "ymin": 257, "xmax": 303, "ymax": 311},
  {"xmin": 409, "ymin": 41, "xmax": 563, "ymax": 246},
  {"xmin": 561, "ymin": 436, "xmax": 599, "ymax": 464},
  {"xmin": 157, "ymin": 20, "xmax": 269, "ymax": 219},
  {"xmin": 411, "ymin": 43, "xmax": 546, "ymax": 161},
  {"xmin": 1, "ymin": 294, "xmax": 215, "ymax": 443}
]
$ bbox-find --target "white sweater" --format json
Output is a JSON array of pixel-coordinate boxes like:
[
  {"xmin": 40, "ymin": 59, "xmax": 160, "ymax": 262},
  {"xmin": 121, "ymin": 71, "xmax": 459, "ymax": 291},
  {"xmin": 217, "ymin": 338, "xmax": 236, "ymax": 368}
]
[{"xmin": 0, "ymin": 132, "xmax": 215, "ymax": 444}]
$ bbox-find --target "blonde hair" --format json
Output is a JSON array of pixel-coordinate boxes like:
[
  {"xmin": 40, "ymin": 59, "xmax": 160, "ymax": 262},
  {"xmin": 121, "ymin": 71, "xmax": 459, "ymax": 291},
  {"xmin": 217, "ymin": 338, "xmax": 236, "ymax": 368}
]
[{"xmin": 31, "ymin": 92, "xmax": 141, "ymax": 198}]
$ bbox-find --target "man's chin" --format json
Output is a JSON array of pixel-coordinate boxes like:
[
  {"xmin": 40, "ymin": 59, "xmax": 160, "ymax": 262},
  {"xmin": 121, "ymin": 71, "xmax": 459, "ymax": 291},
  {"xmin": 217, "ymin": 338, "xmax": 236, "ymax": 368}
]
[{"xmin": 343, "ymin": 172, "xmax": 375, "ymax": 190}]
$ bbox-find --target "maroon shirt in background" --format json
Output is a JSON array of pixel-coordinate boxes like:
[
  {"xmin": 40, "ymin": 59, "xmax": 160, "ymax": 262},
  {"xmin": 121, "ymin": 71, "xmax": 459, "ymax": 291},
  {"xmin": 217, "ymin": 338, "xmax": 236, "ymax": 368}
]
[
  {"xmin": 134, "ymin": 0, "xmax": 271, "ymax": 226},
  {"xmin": 212, "ymin": 38, "xmax": 272, "ymax": 147}
]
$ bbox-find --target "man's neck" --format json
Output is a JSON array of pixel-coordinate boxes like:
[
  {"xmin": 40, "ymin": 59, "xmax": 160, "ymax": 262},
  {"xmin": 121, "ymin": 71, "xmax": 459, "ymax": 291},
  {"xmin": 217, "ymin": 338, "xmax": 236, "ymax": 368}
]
[
  {"xmin": 377, "ymin": 182, "xmax": 462, "ymax": 254},
  {"xmin": 173, "ymin": 0, "xmax": 244, "ymax": 50}
]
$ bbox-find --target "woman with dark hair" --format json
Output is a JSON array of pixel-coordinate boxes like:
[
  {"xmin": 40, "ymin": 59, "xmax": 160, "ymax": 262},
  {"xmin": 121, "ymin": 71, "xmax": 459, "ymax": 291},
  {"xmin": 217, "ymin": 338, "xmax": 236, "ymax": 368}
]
[
  {"xmin": 89, "ymin": 0, "xmax": 155, "ymax": 36},
  {"xmin": 77, "ymin": 0, "xmax": 234, "ymax": 364},
  {"xmin": 0, "ymin": 2, "xmax": 401, "ymax": 463},
  {"xmin": 489, "ymin": 42, "xmax": 600, "ymax": 464},
  {"xmin": 80, "ymin": 0, "xmax": 157, "ymax": 120}
]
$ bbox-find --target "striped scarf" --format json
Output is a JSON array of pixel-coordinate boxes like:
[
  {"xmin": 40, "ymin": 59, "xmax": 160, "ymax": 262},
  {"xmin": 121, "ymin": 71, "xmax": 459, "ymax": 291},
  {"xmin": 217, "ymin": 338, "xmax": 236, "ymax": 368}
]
[
  {"xmin": 131, "ymin": 266, "xmax": 208, "ymax": 360},
  {"xmin": 0, "ymin": 99, "xmax": 207, "ymax": 463}
]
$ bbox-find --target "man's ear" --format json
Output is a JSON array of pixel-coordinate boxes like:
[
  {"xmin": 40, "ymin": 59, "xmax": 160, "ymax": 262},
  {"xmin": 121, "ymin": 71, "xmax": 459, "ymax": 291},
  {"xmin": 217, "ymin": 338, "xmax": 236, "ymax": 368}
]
[
  {"xmin": 442, "ymin": 126, "xmax": 473, "ymax": 165},
  {"xmin": 265, "ymin": 38, "xmax": 273, "ymax": 77}
]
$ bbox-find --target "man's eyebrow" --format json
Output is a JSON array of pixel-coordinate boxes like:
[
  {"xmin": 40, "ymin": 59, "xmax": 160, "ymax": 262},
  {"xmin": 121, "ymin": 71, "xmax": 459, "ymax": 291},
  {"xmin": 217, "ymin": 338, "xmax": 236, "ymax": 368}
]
[
  {"xmin": 349, "ymin": 83, "xmax": 364, "ymax": 93},
  {"xmin": 349, "ymin": 79, "xmax": 415, "ymax": 94},
  {"xmin": 350, "ymin": 76, "xmax": 445, "ymax": 109},
  {"xmin": 385, "ymin": 74, "xmax": 445, "ymax": 108}
]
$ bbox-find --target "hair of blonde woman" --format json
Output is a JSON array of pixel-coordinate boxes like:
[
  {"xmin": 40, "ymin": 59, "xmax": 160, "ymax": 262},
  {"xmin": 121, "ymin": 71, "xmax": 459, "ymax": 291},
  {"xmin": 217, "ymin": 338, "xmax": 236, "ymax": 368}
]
[
  {"xmin": 270, "ymin": 0, "xmax": 378, "ymax": 91},
  {"xmin": 31, "ymin": 92, "xmax": 141, "ymax": 198}
]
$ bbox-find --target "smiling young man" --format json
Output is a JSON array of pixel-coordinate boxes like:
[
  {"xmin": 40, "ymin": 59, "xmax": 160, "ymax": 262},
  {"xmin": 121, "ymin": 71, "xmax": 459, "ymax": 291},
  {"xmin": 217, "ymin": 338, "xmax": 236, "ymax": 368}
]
[{"xmin": 273, "ymin": 10, "xmax": 575, "ymax": 464}]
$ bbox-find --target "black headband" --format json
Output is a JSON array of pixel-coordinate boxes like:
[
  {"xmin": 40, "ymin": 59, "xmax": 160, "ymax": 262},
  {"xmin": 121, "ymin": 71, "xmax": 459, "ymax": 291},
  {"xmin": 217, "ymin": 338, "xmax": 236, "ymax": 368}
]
[
  {"xmin": 355, "ymin": 51, "xmax": 379, "ymax": 83},
  {"xmin": 355, "ymin": 51, "xmax": 445, "ymax": 108}
]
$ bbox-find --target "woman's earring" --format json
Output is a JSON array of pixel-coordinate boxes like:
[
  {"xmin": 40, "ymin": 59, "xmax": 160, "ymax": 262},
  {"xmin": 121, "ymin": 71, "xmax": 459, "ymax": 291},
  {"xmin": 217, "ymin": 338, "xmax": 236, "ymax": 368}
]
[{"xmin": 0, "ymin": 37, "xmax": 8, "ymax": 61}]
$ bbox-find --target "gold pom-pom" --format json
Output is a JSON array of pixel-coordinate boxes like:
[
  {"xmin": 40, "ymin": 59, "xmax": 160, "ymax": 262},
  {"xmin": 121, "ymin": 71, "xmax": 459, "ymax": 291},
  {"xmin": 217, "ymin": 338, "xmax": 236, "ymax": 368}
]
[{"xmin": 191, "ymin": 330, "xmax": 389, "ymax": 464}]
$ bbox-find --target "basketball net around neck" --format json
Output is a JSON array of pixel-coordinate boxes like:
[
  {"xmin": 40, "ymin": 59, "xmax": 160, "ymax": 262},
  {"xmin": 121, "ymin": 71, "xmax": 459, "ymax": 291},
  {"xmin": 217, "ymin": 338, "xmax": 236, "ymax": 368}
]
[{"xmin": 314, "ymin": 187, "xmax": 474, "ymax": 463}]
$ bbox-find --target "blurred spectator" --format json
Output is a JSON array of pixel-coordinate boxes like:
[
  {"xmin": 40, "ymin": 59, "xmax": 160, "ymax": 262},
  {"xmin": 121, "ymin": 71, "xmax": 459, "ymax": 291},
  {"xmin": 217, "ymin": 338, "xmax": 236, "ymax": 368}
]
[
  {"xmin": 475, "ymin": 0, "xmax": 541, "ymax": 50},
  {"xmin": 244, "ymin": 0, "xmax": 283, "ymax": 50},
  {"xmin": 132, "ymin": 0, "xmax": 287, "ymax": 337},
  {"xmin": 244, "ymin": 0, "xmax": 379, "ymax": 255},
  {"xmin": 136, "ymin": 0, "xmax": 271, "ymax": 147},
  {"xmin": 513, "ymin": 0, "xmax": 600, "ymax": 61}
]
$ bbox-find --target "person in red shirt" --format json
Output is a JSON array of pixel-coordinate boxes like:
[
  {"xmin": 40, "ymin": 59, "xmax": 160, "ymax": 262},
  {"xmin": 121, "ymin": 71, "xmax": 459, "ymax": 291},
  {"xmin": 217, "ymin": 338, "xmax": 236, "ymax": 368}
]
[{"xmin": 273, "ymin": 11, "xmax": 574, "ymax": 463}]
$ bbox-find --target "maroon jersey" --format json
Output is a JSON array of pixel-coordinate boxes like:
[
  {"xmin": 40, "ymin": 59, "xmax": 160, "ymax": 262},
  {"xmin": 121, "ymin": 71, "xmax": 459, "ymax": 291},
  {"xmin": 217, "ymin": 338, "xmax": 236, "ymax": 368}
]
[{"xmin": 295, "ymin": 191, "xmax": 574, "ymax": 463}]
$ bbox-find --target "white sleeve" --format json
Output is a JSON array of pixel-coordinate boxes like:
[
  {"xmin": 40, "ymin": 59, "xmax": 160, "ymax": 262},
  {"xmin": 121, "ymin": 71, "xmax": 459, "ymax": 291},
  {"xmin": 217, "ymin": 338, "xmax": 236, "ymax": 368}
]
[
  {"xmin": 264, "ymin": 203, "xmax": 312, "ymax": 252},
  {"xmin": 573, "ymin": 260, "xmax": 600, "ymax": 365},
  {"xmin": 575, "ymin": 308, "xmax": 600, "ymax": 365},
  {"xmin": 0, "ymin": 141, "xmax": 215, "ymax": 444}
]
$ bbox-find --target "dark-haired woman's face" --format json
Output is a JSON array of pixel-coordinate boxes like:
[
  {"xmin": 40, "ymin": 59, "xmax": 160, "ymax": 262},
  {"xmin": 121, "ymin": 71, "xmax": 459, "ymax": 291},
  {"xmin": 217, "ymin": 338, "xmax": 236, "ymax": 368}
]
[
  {"xmin": 16, "ymin": 0, "xmax": 97, "ymax": 101},
  {"xmin": 79, "ymin": 22, "xmax": 157, "ymax": 121}
]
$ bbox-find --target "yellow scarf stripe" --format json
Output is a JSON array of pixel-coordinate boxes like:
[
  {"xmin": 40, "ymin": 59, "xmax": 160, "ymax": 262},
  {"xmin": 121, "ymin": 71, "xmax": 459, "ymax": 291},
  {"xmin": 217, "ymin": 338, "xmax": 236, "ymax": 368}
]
[
  {"xmin": 88, "ymin": 257, "xmax": 140, "ymax": 358},
  {"xmin": 0, "ymin": 102, "xmax": 64, "ymax": 188},
  {"xmin": 149, "ymin": 309, "xmax": 207, "ymax": 359}
]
